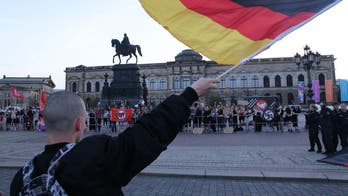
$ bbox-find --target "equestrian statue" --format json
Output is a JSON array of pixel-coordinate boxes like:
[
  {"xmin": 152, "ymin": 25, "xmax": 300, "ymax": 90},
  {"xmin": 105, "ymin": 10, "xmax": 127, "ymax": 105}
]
[{"xmin": 111, "ymin": 33, "xmax": 142, "ymax": 64}]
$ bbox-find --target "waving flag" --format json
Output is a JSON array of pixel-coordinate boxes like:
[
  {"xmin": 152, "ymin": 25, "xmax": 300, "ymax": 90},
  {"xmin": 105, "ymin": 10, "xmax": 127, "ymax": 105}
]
[
  {"xmin": 11, "ymin": 87, "xmax": 24, "ymax": 99},
  {"xmin": 39, "ymin": 89, "xmax": 46, "ymax": 113},
  {"xmin": 140, "ymin": 0, "xmax": 341, "ymax": 65}
]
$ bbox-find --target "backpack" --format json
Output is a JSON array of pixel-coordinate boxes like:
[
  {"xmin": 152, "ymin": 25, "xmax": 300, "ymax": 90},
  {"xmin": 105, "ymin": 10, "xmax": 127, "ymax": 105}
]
[{"xmin": 20, "ymin": 143, "xmax": 75, "ymax": 195}]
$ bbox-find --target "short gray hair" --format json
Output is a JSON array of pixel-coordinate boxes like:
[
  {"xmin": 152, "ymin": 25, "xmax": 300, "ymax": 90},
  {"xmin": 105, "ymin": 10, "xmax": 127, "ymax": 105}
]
[{"xmin": 43, "ymin": 91, "xmax": 86, "ymax": 133}]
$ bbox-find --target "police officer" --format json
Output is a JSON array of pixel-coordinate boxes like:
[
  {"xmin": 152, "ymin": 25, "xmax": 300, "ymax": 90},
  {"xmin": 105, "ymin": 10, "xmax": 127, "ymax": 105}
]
[
  {"xmin": 307, "ymin": 104, "xmax": 322, "ymax": 153},
  {"xmin": 319, "ymin": 104, "xmax": 335, "ymax": 155},
  {"xmin": 337, "ymin": 103, "xmax": 348, "ymax": 149},
  {"xmin": 332, "ymin": 103, "xmax": 341, "ymax": 152}
]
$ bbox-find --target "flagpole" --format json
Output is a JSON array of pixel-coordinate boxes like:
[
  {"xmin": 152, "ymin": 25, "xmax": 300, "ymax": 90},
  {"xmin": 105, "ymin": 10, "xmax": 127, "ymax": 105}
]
[{"xmin": 216, "ymin": 62, "xmax": 242, "ymax": 79}]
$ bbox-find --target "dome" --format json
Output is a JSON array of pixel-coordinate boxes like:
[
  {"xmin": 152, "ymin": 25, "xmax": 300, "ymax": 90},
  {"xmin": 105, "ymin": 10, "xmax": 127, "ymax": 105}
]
[{"xmin": 175, "ymin": 49, "xmax": 203, "ymax": 62}]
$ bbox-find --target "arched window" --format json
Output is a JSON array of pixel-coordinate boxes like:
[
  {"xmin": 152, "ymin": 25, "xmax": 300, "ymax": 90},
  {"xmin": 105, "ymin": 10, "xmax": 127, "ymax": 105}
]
[
  {"xmin": 298, "ymin": 74, "xmax": 304, "ymax": 82},
  {"xmin": 219, "ymin": 77, "xmax": 225, "ymax": 88},
  {"xmin": 252, "ymin": 75, "xmax": 259, "ymax": 87},
  {"xmin": 174, "ymin": 78, "xmax": 180, "ymax": 89},
  {"xmin": 149, "ymin": 79, "xmax": 156, "ymax": 90},
  {"xmin": 286, "ymin": 75, "xmax": 293, "ymax": 87},
  {"xmin": 287, "ymin": 93, "xmax": 294, "ymax": 105},
  {"xmin": 182, "ymin": 78, "xmax": 191, "ymax": 88},
  {"xmin": 263, "ymin": 76, "xmax": 270, "ymax": 88},
  {"xmin": 230, "ymin": 77, "xmax": 237, "ymax": 88},
  {"xmin": 241, "ymin": 76, "xmax": 248, "ymax": 88},
  {"xmin": 275, "ymin": 75, "xmax": 281, "ymax": 87},
  {"xmin": 95, "ymin": 82, "xmax": 100, "ymax": 92},
  {"xmin": 86, "ymin": 82, "xmax": 91, "ymax": 92},
  {"xmin": 160, "ymin": 79, "xmax": 167, "ymax": 90},
  {"xmin": 319, "ymin": 74, "xmax": 325, "ymax": 86},
  {"xmin": 72, "ymin": 82, "xmax": 77, "ymax": 92}
]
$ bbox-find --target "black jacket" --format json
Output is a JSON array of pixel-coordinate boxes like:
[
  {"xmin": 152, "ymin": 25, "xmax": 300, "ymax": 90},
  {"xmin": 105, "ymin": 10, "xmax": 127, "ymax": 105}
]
[
  {"xmin": 307, "ymin": 110, "xmax": 320, "ymax": 131},
  {"xmin": 11, "ymin": 87, "xmax": 198, "ymax": 196}
]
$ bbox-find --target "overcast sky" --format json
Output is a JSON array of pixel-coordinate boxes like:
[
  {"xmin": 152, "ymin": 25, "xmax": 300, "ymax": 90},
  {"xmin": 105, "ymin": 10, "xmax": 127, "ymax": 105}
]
[{"xmin": 0, "ymin": 0, "xmax": 346, "ymax": 89}]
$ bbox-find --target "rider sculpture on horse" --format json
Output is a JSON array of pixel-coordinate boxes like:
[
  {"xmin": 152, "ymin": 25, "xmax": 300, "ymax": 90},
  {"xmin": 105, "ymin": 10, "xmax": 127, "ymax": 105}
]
[{"xmin": 111, "ymin": 33, "xmax": 142, "ymax": 64}]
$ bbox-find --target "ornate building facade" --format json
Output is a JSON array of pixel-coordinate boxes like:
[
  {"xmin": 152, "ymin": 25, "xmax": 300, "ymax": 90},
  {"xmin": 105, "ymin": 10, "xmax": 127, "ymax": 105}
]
[
  {"xmin": 0, "ymin": 75, "xmax": 56, "ymax": 109},
  {"xmin": 65, "ymin": 49, "xmax": 338, "ymax": 107}
]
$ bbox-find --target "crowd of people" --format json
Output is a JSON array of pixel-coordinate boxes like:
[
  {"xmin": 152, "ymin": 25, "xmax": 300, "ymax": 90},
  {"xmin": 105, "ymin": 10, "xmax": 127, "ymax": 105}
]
[
  {"xmin": 188, "ymin": 102, "xmax": 302, "ymax": 133},
  {"xmin": 0, "ymin": 102, "xmax": 152, "ymax": 134},
  {"xmin": 0, "ymin": 107, "xmax": 44, "ymax": 132},
  {"xmin": 85, "ymin": 103, "xmax": 152, "ymax": 133}
]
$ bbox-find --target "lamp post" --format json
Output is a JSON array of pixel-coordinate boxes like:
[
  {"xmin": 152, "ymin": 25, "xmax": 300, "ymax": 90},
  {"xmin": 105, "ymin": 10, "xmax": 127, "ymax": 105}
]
[
  {"xmin": 294, "ymin": 45, "xmax": 321, "ymax": 105},
  {"xmin": 142, "ymin": 74, "xmax": 148, "ymax": 106},
  {"xmin": 102, "ymin": 72, "xmax": 110, "ymax": 107}
]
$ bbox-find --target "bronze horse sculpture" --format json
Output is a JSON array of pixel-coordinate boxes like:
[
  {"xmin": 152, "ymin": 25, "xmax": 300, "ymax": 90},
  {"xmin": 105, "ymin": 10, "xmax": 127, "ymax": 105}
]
[{"xmin": 111, "ymin": 39, "xmax": 142, "ymax": 64}]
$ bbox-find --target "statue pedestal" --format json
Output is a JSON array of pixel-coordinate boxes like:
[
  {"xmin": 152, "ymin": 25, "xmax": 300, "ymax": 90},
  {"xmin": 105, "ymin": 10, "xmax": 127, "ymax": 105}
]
[{"xmin": 101, "ymin": 64, "xmax": 142, "ymax": 108}]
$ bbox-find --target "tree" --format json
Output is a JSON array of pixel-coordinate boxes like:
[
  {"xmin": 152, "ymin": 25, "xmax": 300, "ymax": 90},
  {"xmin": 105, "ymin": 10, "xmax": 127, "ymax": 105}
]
[{"xmin": 205, "ymin": 93, "xmax": 222, "ymax": 106}]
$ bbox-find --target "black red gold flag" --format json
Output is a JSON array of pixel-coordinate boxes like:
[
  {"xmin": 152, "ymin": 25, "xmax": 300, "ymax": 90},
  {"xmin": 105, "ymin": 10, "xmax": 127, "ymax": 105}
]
[{"xmin": 140, "ymin": 0, "xmax": 341, "ymax": 65}]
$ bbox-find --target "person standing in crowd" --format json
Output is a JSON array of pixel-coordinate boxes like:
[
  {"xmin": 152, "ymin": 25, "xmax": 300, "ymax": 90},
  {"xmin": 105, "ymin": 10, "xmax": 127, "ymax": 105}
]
[
  {"xmin": 193, "ymin": 102, "xmax": 202, "ymax": 128},
  {"xmin": 272, "ymin": 108, "xmax": 281, "ymax": 132},
  {"xmin": 10, "ymin": 77, "xmax": 219, "ymax": 195},
  {"xmin": 253, "ymin": 112, "xmax": 263, "ymax": 132},
  {"xmin": 33, "ymin": 110, "xmax": 39, "ymax": 131},
  {"xmin": 0, "ymin": 111, "xmax": 3, "ymax": 130},
  {"xmin": 6, "ymin": 111, "xmax": 11, "ymax": 130},
  {"xmin": 337, "ymin": 102, "xmax": 348, "ymax": 149},
  {"xmin": 319, "ymin": 104, "xmax": 335, "ymax": 155},
  {"xmin": 89, "ymin": 111, "xmax": 96, "ymax": 132},
  {"xmin": 26, "ymin": 108, "xmax": 34, "ymax": 130},
  {"xmin": 283, "ymin": 107, "xmax": 293, "ymax": 132},
  {"xmin": 332, "ymin": 103, "xmax": 341, "ymax": 152},
  {"xmin": 95, "ymin": 109, "xmax": 102, "ymax": 132},
  {"xmin": 216, "ymin": 104, "xmax": 225, "ymax": 133},
  {"xmin": 307, "ymin": 104, "xmax": 322, "ymax": 153},
  {"xmin": 203, "ymin": 106, "xmax": 212, "ymax": 132},
  {"xmin": 278, "ymin": 106, "xmax": 284, "ymax": 131},
  {"xmin": 231, "ymin": 105, "xmax": 238, "ymax": 130},
  {"xmin": 292, "ymin": 106, "xmax": 301, "ymax": 131},
  {"xmin": 103, "ymin": 110, "xmax": 109, "ymax": 128}
]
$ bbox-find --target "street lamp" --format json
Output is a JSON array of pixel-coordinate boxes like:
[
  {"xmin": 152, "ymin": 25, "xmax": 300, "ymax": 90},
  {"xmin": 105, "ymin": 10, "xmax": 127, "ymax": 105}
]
[
  {"xmin": 294, "ymin": 45, "xmax": 321, "ymax": 105},
  {"xmin": 142, "ymin": 74, "xmax": 148, "ymax": 106}
]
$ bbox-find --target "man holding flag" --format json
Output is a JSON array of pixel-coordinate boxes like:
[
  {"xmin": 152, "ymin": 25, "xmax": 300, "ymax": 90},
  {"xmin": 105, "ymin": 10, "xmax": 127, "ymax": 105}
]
[{"xmin": 11, "ymin": 78, "xmax": 219, "ymax": 195}]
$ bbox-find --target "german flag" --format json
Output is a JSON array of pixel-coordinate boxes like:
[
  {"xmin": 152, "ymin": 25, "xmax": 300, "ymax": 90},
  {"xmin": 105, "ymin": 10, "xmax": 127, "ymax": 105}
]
[{"xmin": 140, "ymin": 0, "xmax": 341, "ymax": 65}]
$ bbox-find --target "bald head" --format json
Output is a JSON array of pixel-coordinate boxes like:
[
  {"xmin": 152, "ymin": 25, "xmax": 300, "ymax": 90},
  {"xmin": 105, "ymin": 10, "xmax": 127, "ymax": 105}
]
[{"xmin": 43, "ymin": 91, "xmax": 86, "ymax": 134}]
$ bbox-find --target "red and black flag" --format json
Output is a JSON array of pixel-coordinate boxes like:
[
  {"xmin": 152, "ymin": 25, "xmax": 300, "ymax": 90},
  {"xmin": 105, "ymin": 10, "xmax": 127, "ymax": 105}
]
[
  {"xmin": 140, "ymin": 0, "xmax": 341, "ymax": 65},
  {"xmin": 110, "ymin": 108, "xmax": 133, "ymax": 122}
]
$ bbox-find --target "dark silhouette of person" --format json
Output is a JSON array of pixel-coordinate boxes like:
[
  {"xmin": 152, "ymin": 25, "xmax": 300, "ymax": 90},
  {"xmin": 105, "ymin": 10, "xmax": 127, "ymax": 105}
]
[
  {"xmin": 121, "ymin": 33, "xmax": 130, "ymax": 55},
  {"xmin": 320, "ymin": 104, "xmax": 335, "ymax": 155},
  {"xmin": 254, "ymin": 112, "xmax": 263, "ymax": 132},
  {"xmin": 337, "ymin": 103, "xmax": 348, "ymax": 149},
  {"xmin": 307, "ymin": 104, "xmax": 322, "ymax": 153}
]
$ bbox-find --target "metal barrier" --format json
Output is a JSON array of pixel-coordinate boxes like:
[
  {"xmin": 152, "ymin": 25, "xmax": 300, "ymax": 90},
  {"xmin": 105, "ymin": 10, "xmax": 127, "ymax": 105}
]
[{"xmin": 183, "ymin": 113, "xmax": 298, "ymax": 134}]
